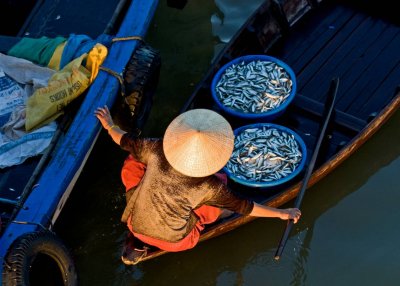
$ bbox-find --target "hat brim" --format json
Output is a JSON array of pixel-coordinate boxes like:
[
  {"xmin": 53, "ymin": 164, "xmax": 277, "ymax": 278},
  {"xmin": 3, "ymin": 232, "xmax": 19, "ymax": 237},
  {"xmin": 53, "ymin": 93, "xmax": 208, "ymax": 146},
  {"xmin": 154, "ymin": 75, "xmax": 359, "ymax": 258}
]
[{"xmin": 163, "ymin": 109, "xmax": 234, "ymax": 177}]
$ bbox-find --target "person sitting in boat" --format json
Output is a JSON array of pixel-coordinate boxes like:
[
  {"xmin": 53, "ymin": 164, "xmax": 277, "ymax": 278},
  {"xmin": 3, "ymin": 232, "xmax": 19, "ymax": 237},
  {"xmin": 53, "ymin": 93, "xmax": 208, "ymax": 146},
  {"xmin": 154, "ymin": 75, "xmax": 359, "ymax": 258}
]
[{"xmin": 94, "ymin": 106, "xmax": 301, "ymax": 264}]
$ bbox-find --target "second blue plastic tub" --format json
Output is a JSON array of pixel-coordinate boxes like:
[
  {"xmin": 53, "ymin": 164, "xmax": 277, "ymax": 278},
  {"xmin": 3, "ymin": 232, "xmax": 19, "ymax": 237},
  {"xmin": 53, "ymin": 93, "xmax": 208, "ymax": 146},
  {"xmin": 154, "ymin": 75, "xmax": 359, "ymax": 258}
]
[{"xmin": 223, "ymin": 123, "xmax": 307, "ymax": 189}]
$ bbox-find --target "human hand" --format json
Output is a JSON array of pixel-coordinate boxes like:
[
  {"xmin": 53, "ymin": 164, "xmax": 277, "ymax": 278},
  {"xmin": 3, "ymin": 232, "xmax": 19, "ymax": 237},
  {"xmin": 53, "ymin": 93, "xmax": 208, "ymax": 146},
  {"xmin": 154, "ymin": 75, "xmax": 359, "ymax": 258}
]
[
  {"xmin": 280, "ymin": 208, "xmax": 301, "ymax": 224},
  {"xmin": 94, "ymin": 105, "xmax": 114, "ymax": 130}
]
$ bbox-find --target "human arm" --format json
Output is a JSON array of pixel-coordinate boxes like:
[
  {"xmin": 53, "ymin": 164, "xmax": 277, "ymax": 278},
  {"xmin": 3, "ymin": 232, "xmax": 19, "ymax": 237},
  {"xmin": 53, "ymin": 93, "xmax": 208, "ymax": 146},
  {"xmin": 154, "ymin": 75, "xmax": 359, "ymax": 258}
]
[
  {"xmin": 249, "ymin": 203, "xmax": 301, "ymax": 224},
  {"xmin": 205, "ymin": 179, "xmax": 301, "ymax": 223},
  {"xmin": 94, "ymin": 105, "xmax": 126, "ymax": 145}
]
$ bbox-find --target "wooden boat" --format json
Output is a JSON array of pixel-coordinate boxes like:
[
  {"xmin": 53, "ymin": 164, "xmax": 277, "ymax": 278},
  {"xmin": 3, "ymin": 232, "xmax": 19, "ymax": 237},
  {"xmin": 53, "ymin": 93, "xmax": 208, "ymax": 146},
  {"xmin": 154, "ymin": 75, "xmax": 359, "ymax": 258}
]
[
  {"xmin": 0, "ymin": 0, "xmax": 160, "ymax": 283},
  {"xmin": 133, "ymin": 0, "xmax": 400, "ymax": 263}
]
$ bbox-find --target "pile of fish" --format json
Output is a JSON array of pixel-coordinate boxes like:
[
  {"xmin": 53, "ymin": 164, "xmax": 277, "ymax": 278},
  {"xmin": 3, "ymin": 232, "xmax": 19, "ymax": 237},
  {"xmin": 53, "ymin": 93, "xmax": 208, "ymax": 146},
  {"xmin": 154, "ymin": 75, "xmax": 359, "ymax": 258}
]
[
  {"xmin": 226, "ymin": 126, "xmax": 303, "ymax": 183},
  {"xmin": 215, "ymin": 60, "xmax": 293, "ymax": 113}
]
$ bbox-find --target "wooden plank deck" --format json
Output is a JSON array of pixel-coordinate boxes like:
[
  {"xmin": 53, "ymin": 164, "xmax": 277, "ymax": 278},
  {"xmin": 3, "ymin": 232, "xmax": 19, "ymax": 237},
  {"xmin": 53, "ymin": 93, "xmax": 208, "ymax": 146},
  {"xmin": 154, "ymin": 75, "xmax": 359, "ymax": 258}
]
[{"xmin": 270, "ymin": 1, "xmax": 400, "ymax": 124}]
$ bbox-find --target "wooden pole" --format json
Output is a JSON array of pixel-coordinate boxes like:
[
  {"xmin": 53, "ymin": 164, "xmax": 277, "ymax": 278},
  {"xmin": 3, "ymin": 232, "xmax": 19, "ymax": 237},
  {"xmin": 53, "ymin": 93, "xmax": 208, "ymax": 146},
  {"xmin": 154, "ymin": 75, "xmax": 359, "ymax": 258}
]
[{"xmin": 274, "ymin": 77, "xmax": 339, "ymax": 260}]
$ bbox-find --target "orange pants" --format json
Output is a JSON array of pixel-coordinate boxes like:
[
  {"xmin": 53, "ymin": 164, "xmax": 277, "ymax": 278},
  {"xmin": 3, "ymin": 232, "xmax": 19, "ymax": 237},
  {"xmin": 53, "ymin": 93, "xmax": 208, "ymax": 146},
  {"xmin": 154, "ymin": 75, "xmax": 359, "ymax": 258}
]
[{"xmin": 121, "ymin": 155, "xmax": 225, "ymax": 252}]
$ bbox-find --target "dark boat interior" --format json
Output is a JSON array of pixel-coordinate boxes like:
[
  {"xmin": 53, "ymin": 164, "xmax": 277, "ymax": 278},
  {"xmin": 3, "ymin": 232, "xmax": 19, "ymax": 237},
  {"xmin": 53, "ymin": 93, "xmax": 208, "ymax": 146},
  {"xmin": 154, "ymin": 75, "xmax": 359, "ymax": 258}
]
[{"xmin": 272, "ymin": 0, "xmax": 400, "ymax": 167}]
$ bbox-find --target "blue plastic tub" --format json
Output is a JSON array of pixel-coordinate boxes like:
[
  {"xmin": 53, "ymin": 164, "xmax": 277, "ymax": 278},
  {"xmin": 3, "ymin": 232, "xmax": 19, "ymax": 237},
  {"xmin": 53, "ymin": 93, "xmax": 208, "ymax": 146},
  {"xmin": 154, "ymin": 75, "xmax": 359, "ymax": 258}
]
[
  {"xmin": 211, "ymin": 55, "xmax": 297, "ymax": 121},
  {"xmin": 223, "ymin": 123, "xmax": 307, "ymax": 188}
]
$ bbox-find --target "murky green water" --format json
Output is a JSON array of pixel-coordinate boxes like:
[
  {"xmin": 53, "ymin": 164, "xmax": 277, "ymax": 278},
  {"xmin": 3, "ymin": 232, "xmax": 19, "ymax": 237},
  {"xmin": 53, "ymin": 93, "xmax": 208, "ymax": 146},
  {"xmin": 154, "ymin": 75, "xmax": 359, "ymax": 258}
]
[{"xmin": 56, "ymin": 1, "xmax": 400, "ymax": 285}]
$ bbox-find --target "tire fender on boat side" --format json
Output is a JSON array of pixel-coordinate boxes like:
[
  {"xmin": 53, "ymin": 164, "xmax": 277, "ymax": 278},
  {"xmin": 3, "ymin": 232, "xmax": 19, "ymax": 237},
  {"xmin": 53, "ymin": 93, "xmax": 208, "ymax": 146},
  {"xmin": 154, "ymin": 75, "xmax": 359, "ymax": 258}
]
[
  {"xmin": 2, "ymin": 231, "xmax": 78, "ymax": 286},
  {"xmin": 116, "ymin": 41, "xmax": 161, "ymax": 133}
]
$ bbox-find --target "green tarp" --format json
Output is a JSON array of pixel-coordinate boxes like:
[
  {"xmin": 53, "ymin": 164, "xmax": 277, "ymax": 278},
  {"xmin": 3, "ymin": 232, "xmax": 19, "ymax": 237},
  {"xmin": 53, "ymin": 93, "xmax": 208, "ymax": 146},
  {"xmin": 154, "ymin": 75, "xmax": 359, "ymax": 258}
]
[{"xmin": 8, "ymin": 36, "xmax": 66, "ymax": 67}]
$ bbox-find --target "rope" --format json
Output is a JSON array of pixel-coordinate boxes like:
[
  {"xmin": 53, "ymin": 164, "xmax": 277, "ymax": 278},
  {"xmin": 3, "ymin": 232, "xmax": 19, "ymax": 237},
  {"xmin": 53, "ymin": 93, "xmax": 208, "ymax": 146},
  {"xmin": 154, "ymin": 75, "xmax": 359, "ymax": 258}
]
[
  {"xmin": 99, "ymin": 66, "xmax": 126, "ymax": 97},
  {"xmin": 98, "ymin": 35, "xmax": 143, "ymax": 96},
  {"xmin": 112, "ymin": 36, "xmax": 143, "ymax": 42}
]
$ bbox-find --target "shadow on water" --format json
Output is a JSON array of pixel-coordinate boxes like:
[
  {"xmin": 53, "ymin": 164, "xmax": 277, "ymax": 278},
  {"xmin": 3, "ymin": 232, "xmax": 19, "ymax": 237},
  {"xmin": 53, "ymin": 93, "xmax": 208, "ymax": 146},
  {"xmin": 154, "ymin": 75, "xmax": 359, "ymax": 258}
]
[{"xmin": 55, "ymin": 0, "xmax": 400, "ymax": 284}]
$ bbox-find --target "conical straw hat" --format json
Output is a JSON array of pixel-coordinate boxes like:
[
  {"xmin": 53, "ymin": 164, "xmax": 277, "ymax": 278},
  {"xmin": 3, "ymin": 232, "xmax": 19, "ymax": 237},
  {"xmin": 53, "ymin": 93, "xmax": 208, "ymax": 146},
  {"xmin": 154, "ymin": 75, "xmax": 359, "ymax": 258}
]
[{"xmin": 163, "ymin": 109, "xmax": 234, "ymax": 177}]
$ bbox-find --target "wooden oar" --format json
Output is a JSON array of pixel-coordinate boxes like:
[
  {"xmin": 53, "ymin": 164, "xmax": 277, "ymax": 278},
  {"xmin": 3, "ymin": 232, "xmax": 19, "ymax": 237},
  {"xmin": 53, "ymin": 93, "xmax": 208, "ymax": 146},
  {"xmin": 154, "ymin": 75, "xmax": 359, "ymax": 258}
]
[{"xmin": 274, "ymin": 77, "xmax": 339, "ymax": 260}]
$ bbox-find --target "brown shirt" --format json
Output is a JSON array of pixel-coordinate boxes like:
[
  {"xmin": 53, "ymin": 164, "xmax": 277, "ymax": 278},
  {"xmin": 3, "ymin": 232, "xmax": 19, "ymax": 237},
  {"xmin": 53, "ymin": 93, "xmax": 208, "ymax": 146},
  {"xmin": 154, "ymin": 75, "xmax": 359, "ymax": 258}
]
[{"xmin": 120, "ymin": 133, "xmax": 253, "ymax": 242}]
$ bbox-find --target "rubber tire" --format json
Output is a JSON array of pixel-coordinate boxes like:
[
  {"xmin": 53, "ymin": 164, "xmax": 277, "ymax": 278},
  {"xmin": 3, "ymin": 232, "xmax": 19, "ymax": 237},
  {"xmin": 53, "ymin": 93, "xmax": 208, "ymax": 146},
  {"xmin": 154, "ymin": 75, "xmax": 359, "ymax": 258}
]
[
  {"xmin": 115, "ymin": 41, "xmax": 161, "ymax": 134},
  {"xmin": 2, "ymin": 231, "xmax": 78, "ymax": 286}
]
